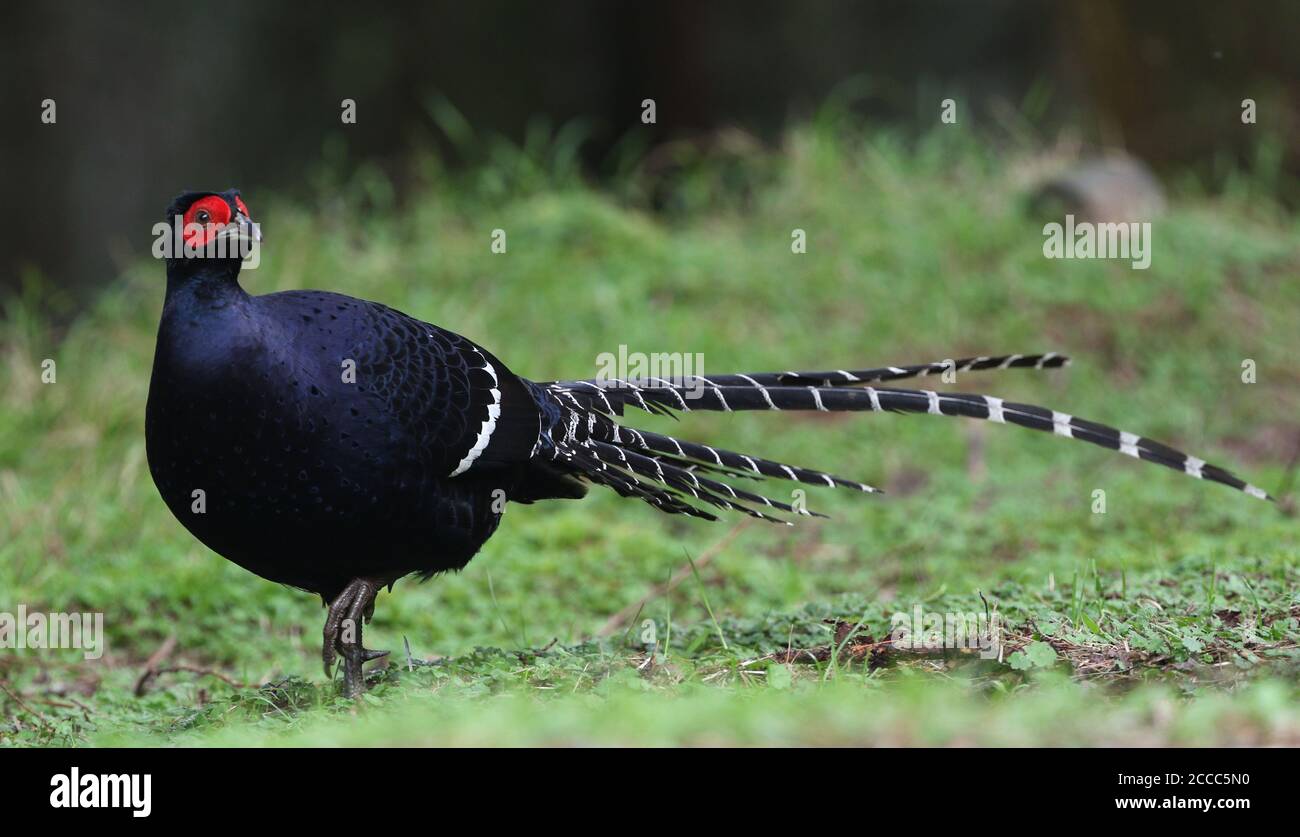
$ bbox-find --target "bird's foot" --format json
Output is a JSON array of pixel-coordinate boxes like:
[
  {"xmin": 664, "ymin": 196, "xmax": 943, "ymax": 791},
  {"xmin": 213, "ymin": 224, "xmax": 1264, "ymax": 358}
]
[{"xmin": 322, "ymin": 578, "xmax": 390, "ymax": 698}]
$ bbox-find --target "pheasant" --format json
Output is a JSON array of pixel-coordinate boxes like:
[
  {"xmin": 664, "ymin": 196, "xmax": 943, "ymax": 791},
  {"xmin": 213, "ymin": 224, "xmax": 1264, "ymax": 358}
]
[{"xmin": 145, "ymin": 190, "xmax": 1273, "ymax": 696}]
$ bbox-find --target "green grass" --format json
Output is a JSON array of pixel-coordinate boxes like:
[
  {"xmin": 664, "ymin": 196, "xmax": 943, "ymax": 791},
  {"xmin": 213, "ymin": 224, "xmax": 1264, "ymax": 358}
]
[{"xmin": 2, "ymin": 119, "xmax": 1298, "ymax": 746}]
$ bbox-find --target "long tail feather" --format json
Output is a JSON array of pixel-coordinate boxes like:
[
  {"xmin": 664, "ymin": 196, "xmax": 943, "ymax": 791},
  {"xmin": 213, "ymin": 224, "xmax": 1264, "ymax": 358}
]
[
  {"xmin": 697, "ymin": 352, "xmax": 1069, "ymax": 388},
  {"xmin": 589, "ymin": 440, "xmax": 817, "ymax": 522},
  {"xmin": 559, "ymin": 379, "xmax": 1270, "ymax": 502},
  {"xmin": 550, "ymin": 391, "xmax": 881, "ymax": 494},
  {"xmin": 544, "ymin": 352, "xmax": 1068, "ymax": 392},
  {"xmin": 534, "ymin": 349, "xmax": 1269, "ymax": 521},
  {"xmin": 562, "ymin": 446, "xmax": 716, "ymax": 520},
  {"xmin": 627, "ymin": 429, "xmax": 879, "ymax": 493}
]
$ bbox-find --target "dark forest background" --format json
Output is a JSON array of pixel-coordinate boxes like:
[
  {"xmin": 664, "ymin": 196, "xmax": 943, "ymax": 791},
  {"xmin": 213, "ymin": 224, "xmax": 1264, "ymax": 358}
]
[{"xmin": 2, "ymin": 0, "xmax": 1297, "ymax": 299}]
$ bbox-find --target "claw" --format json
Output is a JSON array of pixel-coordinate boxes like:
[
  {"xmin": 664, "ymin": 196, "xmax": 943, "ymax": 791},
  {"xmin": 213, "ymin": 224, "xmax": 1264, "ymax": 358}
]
[{"xmin": 320, "ymin": 578, "xmax": 389, "ymax": 696}]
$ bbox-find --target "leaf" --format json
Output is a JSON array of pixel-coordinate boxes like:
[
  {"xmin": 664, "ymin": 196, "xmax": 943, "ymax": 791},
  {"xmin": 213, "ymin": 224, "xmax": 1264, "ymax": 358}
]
[
  {"xmin": 1008, "ymin": 651, "xmax": 1033, "ymax": 671},
  {"xmin": 1131, "ymin": 632, "xmax": 1165, "ymax": 653},
  {"xmin": 1023, "ymin": 641, "xmax": 1058, "ymax": 669},
  {"xmin": 767, "ymin": 663, "xmax": 793, "ymax": 690},
  {"xmin": 1026, "ymin": 641, "xmax": 1058, "ymax": 667}
]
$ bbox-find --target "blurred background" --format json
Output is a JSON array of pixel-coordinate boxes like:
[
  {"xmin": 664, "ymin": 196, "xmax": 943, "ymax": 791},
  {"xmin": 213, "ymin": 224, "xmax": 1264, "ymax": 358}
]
[
  {"xmin": 3, "ymin": 0, "xmax": 1300, "ymax": 747},
  {"xmin": 2, "ymin": 0, "xmax": 1297, "ymax": 300}
]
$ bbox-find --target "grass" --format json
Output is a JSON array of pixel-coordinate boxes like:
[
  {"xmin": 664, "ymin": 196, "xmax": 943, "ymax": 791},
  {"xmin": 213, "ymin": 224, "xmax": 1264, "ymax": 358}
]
[{"xmin": 2, "ymin": 116, "xmax": 1298, "ymax": 746}]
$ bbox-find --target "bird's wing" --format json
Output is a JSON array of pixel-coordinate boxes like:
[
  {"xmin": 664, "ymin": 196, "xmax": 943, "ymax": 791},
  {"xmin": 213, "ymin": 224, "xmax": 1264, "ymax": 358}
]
[{"xmin": 349, "ymin": 300, "xmax": 541, "ymax": 478}]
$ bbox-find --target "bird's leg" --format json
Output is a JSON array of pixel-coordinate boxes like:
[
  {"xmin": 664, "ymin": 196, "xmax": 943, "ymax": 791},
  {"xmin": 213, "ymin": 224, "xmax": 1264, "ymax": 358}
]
[{"xmin": 322, "ymin": 578, "xmax": 390, "ymax": 698}]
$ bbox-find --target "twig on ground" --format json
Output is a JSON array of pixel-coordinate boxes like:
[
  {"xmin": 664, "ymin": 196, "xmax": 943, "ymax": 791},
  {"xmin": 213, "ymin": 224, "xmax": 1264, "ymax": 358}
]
[
  {"xmin": 0, "ymin": 680, "xmax": 51, "ymax": 727},
  {"xmin": 134, "ymin": 635, "xmax": 249, "ymax": 694},
  {"xmin": 133, "ymin": 634, "xmax": 178, "ymax": 696},
  {"xmin": 402, "ymin": 636, "xmax": 445, "ymax": 669},
  {"xmin": 147, "ymin": 665, "xmax": 248, "ymax": 690},
  {"xmin": 598, "ymin": 520, "xmax": 750, "ymax": 637}
]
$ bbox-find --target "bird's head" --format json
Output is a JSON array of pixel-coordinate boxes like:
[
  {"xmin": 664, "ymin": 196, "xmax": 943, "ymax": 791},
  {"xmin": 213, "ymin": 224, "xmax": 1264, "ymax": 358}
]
[{"xmin": 162, "ymin": 189, "xmax": 262, "ymax": 272}]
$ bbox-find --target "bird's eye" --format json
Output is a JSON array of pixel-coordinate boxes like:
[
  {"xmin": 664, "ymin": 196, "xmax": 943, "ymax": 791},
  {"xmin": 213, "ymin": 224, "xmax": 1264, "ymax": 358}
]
[{"xmin": 196, "ymin": 210, "xmax": 211, "ymax": 224}]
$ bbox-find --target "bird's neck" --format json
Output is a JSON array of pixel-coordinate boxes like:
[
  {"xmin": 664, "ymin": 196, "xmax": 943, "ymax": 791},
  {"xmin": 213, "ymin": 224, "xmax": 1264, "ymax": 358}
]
[
  {"xmin": 164, "ymin": 260, "xmax": 249, "ymax": 310},
  {"xmin": 155, "ymin": 261, "xmax": 258, "ymax": 376}
]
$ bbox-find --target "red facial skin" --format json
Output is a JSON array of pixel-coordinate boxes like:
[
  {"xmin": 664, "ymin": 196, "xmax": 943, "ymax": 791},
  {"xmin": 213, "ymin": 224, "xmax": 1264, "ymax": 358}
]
[
  {"xmin": 181, "ymin": 196, "xmax": 231, "ymax": 249},
  {"xmin": 181, "ymin": 195, "xmax": 253, "ymax": 249}
]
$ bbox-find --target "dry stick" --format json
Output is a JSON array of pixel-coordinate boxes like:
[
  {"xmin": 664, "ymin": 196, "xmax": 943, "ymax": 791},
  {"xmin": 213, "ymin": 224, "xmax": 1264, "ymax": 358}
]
[
  {"xmin": 53, "ymin": 693, "xmax": 94, "ymax": 723},
  {"xmin": 132, "ymin": 634, "xmax": 178, "ymax": 696},
  {"xmin": 0, "ymin": 680, "xmax": 50, "ymax": 727},
  {"xmin": 149, "ymin": 665, "xmax": 248, "ymax": 690},
  {"xmin": 597, "ymin": 519, "xmax": 751, "ymax": 637}
]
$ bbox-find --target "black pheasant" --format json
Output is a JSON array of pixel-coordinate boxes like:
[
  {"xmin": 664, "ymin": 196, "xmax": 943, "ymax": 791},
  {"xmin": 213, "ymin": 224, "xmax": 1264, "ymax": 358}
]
[{"xmin": 146, "ymin": 190, "xmax": 1273, "ymax": 696}]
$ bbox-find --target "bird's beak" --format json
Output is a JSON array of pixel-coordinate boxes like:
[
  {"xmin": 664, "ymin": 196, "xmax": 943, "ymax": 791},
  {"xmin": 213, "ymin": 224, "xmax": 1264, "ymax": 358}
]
[{"xmin": 214, "ymin": 211, "xmax": 263, "ymax": 245}]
